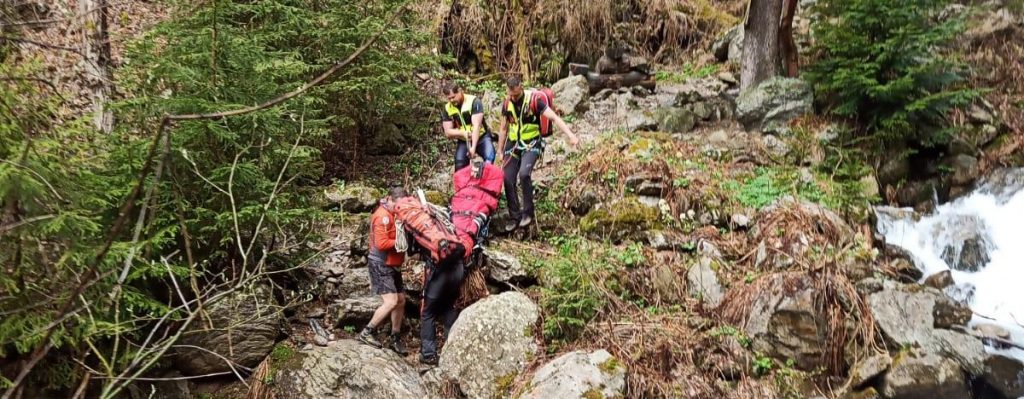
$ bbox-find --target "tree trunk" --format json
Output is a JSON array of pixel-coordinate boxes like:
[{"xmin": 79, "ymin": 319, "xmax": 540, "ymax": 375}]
[
  {"xmin": 780, "ymin": 0, "xmax": 800, "ymax": 77},
  {"xmin": 79, "ymin": 0, "xmax": 114, "ymax": 133},
  {"xmin": 740, "ymin": 0, "xmax": 784, "ymax": 91}
]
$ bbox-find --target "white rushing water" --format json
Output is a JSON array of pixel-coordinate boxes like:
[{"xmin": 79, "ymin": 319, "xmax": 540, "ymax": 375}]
[{"xmin": 875, "ymin": 169, "xmax": 1024, "ymax": 363}]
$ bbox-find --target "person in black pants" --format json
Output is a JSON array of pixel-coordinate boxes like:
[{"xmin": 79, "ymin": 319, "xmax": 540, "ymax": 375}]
[{"xmin": 418, "ymin": 256, "xmax": 466, "ymax": 365}]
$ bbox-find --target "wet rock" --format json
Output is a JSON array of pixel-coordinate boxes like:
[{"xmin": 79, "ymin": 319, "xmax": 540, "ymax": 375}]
[
  {"xmin": 736, "ymin": 77, "xmax": 813, "ymax": 135},
  {"xmin": 982, "ymin": 354, "xmax": 1024, "ymax": 398},
  {"xmin": 273, "ymin": 340, "xmax": 425, "ymax": 399},
  {"xmin": 687, "ymin": 257, "xmax": 725, "ymax": 307},
  {"xmin": 552, "ymin": 75, "xmax": 590, "ymax": 115},
  {"xmin": 923, "ymin": 270, "xmax": 955, "ymax": 290},
  {"xmin": 877, "ymin": 157, "xmax": 911, "ymax": 187},
  {"xmin": 895, "ymin": 178, "xmax": 945, "ymax": 209},
  {"xmin": 978, "ymin": 168, "xmax": 1024, "ymax": 204},
  {"xmin": 579, "ymin": 198, "xmax": 660, "ymax": 243},
  {"xmin": 440, "ymin": 292, "xmax": 539, "ymax": 399},
  {"xmin": 936, "ymin": 214, "xmax": 992, "ymax": 272},
  {"xmin": 848, "ymin": 353, "xmax": 892, "ymax": 388},
  {"xmin": 483, "ymin": 248, "xmax": 534, "ymax": 286},
  {"xmin": 325, "ymin": 183, "xmax": 383, "ymax": 213},
  {"xmin": 711, "ymin": 25, "xmax": 741, "ymax": 62},
  {"xmin": 522, "ymin": 350, "xmax": 626, "ymax": 399},
  {"xmin": 867, "ymin": 282, "xmax": 984, "ymax": 373},
  {"xmin": 175, "ymin": 287, "xmax": 283, "ymax": 376},
  {"xmin": 656, "ymin": 107, "xmax": 697, "ymax": 133},
  {"xmin": 942, "ymin": 154, "xmax": 980, "ymax": 187},
  {"xmin": 880, "ymin": 351, "xmax": 970, "ymax": 399},
  {"xmin": 973, "ymin": 323, "xmax": 1011, "ymax": 340}
]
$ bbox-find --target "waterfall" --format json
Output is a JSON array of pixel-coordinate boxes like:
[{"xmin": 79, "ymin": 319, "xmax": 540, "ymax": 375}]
[{"xmin": 875, "ymin": 169, "xmax": 1024, "ymax": 362}]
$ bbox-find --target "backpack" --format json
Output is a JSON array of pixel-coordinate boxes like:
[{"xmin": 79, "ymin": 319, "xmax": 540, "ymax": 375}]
[
  {"xmin": 386, "ymin": 197, "xmax": 466, "ymax": 265},
  {"xmin": 503, "ymin": 88, "xmax": 558, "ymax": 138}
]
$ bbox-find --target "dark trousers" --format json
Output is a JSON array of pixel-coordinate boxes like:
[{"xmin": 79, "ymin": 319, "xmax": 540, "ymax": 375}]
[
  {"xmin": 502, "ymin": 140, "xmax": 543, "ymax": 221},
  {"xmin": 420, "ymin": 258, "xmax": 465, "ymax": 358},
  {"xmin": 455, "ymin": 134, "xmax": 496, "ymax": 172}
]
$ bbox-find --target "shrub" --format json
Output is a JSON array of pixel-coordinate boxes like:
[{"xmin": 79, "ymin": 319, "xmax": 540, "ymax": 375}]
[{"xmin": 805, "ymin": 0, "xmax": 978, "ymax": 146}]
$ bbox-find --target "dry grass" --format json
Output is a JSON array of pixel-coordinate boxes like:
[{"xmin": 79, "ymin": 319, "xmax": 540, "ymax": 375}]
[
  {"xmin": 962, "ymin": 25, "xmax": 1024, "ymax": 168},
  {"xmin": 245, "ymin": 357, "xmax": 272, "ymax": 399},
  {"xmin": 439, "ymin": 0, "xmax": 744, "ymax": 80},
  {"xmin": 455, "ymin": 265, "xmax": 489, "ymax": 310}
]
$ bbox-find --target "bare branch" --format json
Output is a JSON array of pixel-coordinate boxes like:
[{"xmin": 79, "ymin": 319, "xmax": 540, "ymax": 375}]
[{"xmin": 0, "ymin": 35, "xmax": 85, "ymax": 56}]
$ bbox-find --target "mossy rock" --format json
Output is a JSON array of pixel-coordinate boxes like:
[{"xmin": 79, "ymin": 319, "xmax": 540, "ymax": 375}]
[
  {"xmin": 579, "ymin": 198, "xmax": 659, "ymax": 242},
  {"xmin": 324, "ymin": 183, "xmax": 383, "ymax": 213}
]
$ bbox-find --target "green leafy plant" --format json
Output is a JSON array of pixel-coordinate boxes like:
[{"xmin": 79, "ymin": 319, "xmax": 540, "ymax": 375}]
[
  {"xmin": 753, "ymin": 353, "xmax": 774, "ymax": 376},
  {"xmin": 805, "ymin": 0, "xmax": 978, "ymax": 146}
]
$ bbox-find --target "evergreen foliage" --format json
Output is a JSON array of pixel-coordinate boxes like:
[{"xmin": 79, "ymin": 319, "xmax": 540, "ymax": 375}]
[{"xmin": 805, "ymin": 0, "xmax": 978, "ymax": 146}]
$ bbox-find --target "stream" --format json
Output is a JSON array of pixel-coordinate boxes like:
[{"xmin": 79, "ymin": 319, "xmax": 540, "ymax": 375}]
[{"xmin": 876, "ymin": 168, "xmax": 1024, "ymax": 365}]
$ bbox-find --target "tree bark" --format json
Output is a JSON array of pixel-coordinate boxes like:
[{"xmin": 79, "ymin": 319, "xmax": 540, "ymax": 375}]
[
  {"xmin": 740, "ymin": 0, "xmax": 785, "ymax": 91},
  {"xmin": 780, "ymin": 0, "xmax": 800, "ymax": 78},
  {"xmin": 79, "ymin": 0, "xmax": 114, "ymax": 133}
]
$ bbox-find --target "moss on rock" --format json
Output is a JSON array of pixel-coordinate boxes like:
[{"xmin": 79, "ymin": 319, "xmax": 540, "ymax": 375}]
[{"xmin": 579, "ymin": 198, "xmax": 659, "ymax": 242}]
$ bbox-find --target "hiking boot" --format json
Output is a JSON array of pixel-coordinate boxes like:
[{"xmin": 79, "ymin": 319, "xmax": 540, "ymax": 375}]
[
  {"xmin": 356, "ymin": 329, "xmax": 382, "ymax": 348},
  {"xmin": 503, "ymin": 219, "xmax": 519, "ymax": 232},
  {"xmin": 419, "ymin": 354, "xmax": 438, "ymax": 365},
  {"xmin": 518, "ymin": 216, "xmax": 533, "ymax": 228},
  {"xmin": 389, "ymin": 334, "xmax": 408, "ymax": 356}
]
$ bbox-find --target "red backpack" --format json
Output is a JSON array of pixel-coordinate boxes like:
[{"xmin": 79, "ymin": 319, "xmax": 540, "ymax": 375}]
[
  {"xmin": 386, "ymin": 197, "xmax": 465, "ymax": 265},
  {"xmin": 503, "ymin": 88, "xmax": 557, "ymax": 137}
]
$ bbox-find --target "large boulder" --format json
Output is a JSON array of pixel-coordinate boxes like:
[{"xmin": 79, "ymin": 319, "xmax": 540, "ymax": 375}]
[
  {"xmin": 711, "ymin": 25, "xmax": 744, "ymax": 64},
  {"xmin": 867, "ymin": 282, "xmax": 983, "ymax": 374},
  {"xmin": 521, "ymin": 350, "xmax": 626, "ymax": 399},
  {"xmin": 941, "ymin": 154, "xmax": 981, "ymax": 187},
  {"xmin": 983, "ymin": 354, "xmax": 1024, "ymax": 398},
  {"xmin": 655, "ymin": 107, "xmax": 697, "ymax": 134},
  {"xmin": 330, "ymin": 267, "xmax": 383, "ymax": 325},
  {"xmin": 273, "ymin": 340, "xmax": 426, "ymax": 399},
  {"xmin": 483, "ymin": 247, "xmax": 535, "ymax": 286},
  {"xmin": 440, "ymin": 292, "xmax": 539, "ymax": 399},
  {"xmin": 880, "ymin": 351, "xmax": 970, "ymax": 399},
  {"xmin": 738, "ymin": 274, "xmax": 828, "ymax": 371},
  {"xmin": 935, "ymin": 214, "xmax": 992, "ymax": 272},
  {"xmin": 175, "ymin": 287, "xmax": 283, "ymax": 375},
  {"xmin": 579, "ymin": 198, "xmax": 659, "ymax": 243},
  {"xmin": 552, "ymin": 75, "xmax": 590, "ymax": 115},
  {"xmin": 736, "ymin": 77, "xmax": 813, "ymax": 135},
  {"xmin": 325, "ymin": 183, "xmax": 383, "ymax": 213},
  {"xmin": 687, "ymin": 256, "xmax": 725, "ymax": 308}
]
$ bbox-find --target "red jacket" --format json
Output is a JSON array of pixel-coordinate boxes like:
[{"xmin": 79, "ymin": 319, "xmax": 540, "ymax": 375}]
[{"xmin": 369, "ymin": 206, "xmax": 405, "ymax": 266}]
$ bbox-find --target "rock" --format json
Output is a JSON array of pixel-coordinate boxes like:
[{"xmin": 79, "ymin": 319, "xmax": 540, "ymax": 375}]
[
  {"xmin": 740, "ymin": 274, "xmax": 827, "ymax": 371},
  {"xmin": 973, "ymin": 323, "xmax": 1011, "ymax": 340},
  {"xmin": 521, "ymin": 350, "xmax": 626, "ymax": 399},
  {"xmin": 936, "ymin": 214, "xmax": 992, "ymax": 272},
  {"xmin": 717, "ymin": 71, "xmax": 738, "ymax": 85},
  {"xmin": 625, "ymin": 174, "xmax": 667, "ymax": 197},
  {"xmin": 483, "ymin": 248, "xmax": 534, "ymax": 285},
  {"xmin": 842, "ymin": 387, "xmax": 881, "ymax": 399},
  {"xmin": 735, "ymin": 77, "xmax": 813, "ymax": 134},
  {"xmin": 569, "ymin": 190, "xmax": 600, "ymax": 216},
  {"xmin": 877, "ymin": 157, "xmax": 911, "ymax": 187},
  {"xmin": 579, "ymin": 198, "xmax": 660, "ymax": 242},
  {"xmin": 867, "ymin": 282, "xmax": 984, "ymax": 373},
  {"xmin": 626, "ymin": 111, "xmax": 658, "ymax": 132},
  {"xmin": 942, "ymin": 154, "xmax": 980, "ymax": 187},
  {"xmin": 124, "ymin": 371, "xmax": 191, "ymax": 399},
  {"xmin": 644, "ymin": 230, "xmax": 694, "ymax": 251},
  {"xmin": 895, "ymin": 178, "xmax": 944, "ymax": 209},
  {"xmin": 982, "ymin": 354, "xmax": 1024, "ymax": 398},
  {"xmin": 848, "ymin": 353, "xmax": 892, "ymax": 388},
  {"xmin": 923, "ymin": 270, "xmax": 955, "ymax": 290},
  {"xmin": 762, "ymin": 134, "xmax": 790, "ymax": 158},
  {"xmin": 691, "ymin": 102, "xmax": 713, "ymax": 121},
  {"xmin": 325, "ymin": 183, "xmax": 383, "ymax": 213},
  {"xmin": 273, "ymin": 340, "xmax": 425, "ymax": 399},
  {"xmin": 656, "ymin": 107, "xmax": 697, "ymax": 134},
  {"xmin": 730, "ymin": 213, "xmax": 751, "ymax": 229},
  {"xmin": 881, "ymin": 351, "xmax": 970, "ymax": 399},
  {"xmin": 440, "ymin": 292, "xmax": 539, "ymax": 399},
  {"xmin": 978, "ymin": 167, "xmax": 1024, "ymax": 204},
  {"xmin": 552, "ymin": 75, "xmax": 590, "ymax": 115},
  {"xmin": 651, "ymin": 264, "xmax": 685, "ymax": 303},
  {"xmin": 968, "ymin": 104, "xmax": 995, "ymax": 125},
  {"xmin": 891, "ymin": 257, "xmax": 924, "ymax": 283},
  {"xmin": 687, "ymin": 257, "xmax": 725, "ymax": 307},
  {"xmin": 175, "ymin": 287, "xmax": 283, "ymax": 376},
  {"xmin": 947, "ymin": 137, "xmax": 976, "ymax": 156},
  {"xmin": 330, "ymin": 267, "xmax": 382, "ymax": 324},
  {"xmin": 967, "ymin": 8, "xmax": 1016, "ymax": 42},
  {"xmin": 711, "ymin": 25, "xmax": 741, "ymax": 62}
]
